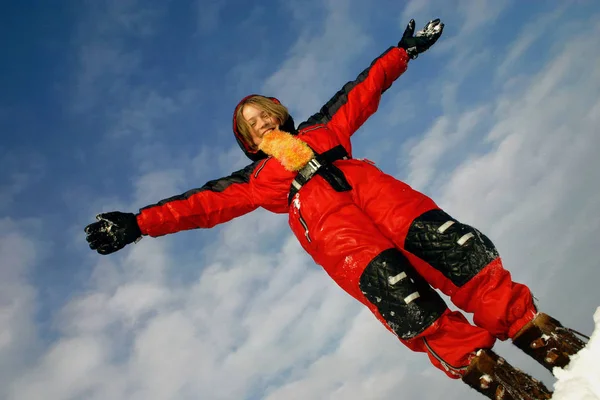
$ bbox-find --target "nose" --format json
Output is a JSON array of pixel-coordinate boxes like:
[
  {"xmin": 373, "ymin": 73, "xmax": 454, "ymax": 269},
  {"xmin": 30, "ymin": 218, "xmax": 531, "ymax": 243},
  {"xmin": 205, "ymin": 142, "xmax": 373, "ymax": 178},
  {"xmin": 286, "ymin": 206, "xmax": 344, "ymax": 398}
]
[{"xmin": 257, "ymin": 117, "xmax": 269, "ymax": 131}]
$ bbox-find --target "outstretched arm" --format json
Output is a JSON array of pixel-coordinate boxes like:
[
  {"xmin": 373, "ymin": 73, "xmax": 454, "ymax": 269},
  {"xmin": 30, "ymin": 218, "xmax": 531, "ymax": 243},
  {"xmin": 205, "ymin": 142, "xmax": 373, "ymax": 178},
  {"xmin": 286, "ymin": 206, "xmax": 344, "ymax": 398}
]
[
  {"xmin": 85, "ymin": 163, "xmax": 259, "ymax": 254},
  {"xmin": 298, "ymin": 19, "xmax": 444, "ymax": 139},
  {"xmin": 137, "ymin": 164, "xmax": 258, "ymax": 236}
]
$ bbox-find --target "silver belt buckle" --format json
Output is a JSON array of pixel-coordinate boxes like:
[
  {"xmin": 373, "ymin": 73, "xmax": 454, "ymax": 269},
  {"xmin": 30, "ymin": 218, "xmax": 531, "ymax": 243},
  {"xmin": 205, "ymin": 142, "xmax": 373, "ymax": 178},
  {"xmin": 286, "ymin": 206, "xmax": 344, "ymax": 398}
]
[
  {"xmin": 306, "ymin": 158, "xmax": 321, "ymax": 174},
  {"xmin": 293, "ymin": 158, "xmax": 323, "ymax": 193}
]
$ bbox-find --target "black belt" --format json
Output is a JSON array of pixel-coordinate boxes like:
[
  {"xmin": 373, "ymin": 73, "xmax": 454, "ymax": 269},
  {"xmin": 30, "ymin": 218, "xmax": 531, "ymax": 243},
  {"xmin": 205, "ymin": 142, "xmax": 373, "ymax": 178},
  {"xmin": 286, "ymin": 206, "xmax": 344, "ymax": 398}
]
[{"xmin": 288, "ymin": 145, "xmax": 352, "ymax": 205}]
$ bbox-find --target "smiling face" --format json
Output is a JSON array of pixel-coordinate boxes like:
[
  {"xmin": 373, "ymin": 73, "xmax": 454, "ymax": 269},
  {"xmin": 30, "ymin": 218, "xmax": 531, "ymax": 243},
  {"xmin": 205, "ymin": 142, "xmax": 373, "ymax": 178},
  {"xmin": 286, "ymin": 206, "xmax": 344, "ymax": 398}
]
[{"xmin": 241, "ymin": 104, "xmax": 280, "ymax": 147}]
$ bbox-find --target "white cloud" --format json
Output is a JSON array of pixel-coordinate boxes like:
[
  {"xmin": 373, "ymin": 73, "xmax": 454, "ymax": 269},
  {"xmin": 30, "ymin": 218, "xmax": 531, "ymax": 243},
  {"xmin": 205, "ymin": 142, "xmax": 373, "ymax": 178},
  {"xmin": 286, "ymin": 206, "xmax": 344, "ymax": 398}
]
[
  {"xmin": 9, "ymin": 336, "xmax": 110, "ymax": 400},
  {"xmin": 0, "ymin": 218, "xmax": 41, "ymax": 394},
  {"xmin": 495, "ymin": 5, "xmax": 568, "ymax": 79},
  {"xmin": 262, "ymin": 0, "xmax": 373, "ymax": 119},
  {"xmin": 133, "ymin": 169, "xmax": 187, "ymax": 207},
  {"xmin": 396, "ymin": 0, "xmax": 512, "ymax": 115},
  {"xmin": 400, "ymin": 0, "xmax": 433, "ymax": 23},
  {"xmin": 110, "ymin": 90, "xmax": 180, "ymax": 138},
  {"xmin": 6, "ymin": 226, "xmax": 367, "ymax": 399},
  {"xmin": 401, "ymin": 0, "xmax": 510, "ymax": 41},
  {"xmin": 404, "ymin": 105, "xmax": 489, "ymax": 190},
  {"xmin": 456, "ymin": 0, "xmax": 510, "ymax": 33}
]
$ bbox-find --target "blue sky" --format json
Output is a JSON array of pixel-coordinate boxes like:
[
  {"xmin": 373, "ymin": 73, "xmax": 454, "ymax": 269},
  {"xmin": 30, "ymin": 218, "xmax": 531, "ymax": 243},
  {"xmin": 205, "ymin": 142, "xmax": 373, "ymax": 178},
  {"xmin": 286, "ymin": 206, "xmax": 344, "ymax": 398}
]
[{"xmin": 1, "ymin": 1, "xmax": 600, "ymax": 399}]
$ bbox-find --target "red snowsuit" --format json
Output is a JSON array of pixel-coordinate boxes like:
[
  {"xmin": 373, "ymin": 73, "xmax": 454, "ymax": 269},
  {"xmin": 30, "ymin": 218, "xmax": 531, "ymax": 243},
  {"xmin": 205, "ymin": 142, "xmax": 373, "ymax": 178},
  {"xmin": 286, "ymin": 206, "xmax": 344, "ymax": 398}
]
[{"xmin": 136, "ymin": 46, "xmax": 536, "ymax": 377}]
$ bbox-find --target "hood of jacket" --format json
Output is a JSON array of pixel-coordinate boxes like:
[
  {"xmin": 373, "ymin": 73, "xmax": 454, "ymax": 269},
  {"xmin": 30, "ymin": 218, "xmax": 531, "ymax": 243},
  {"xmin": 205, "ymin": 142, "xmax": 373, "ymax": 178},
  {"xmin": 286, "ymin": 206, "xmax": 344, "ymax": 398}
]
[{"xmin": 232, "ymin": 94, "xmax": 296, "ymax": 161}]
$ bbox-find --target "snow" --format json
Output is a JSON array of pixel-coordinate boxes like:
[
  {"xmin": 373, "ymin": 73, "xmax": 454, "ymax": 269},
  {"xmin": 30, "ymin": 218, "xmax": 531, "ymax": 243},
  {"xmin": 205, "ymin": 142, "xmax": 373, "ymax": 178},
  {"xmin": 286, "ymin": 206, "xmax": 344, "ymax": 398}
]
[
  {"xmin": 552, "ymin": 306, "xmax": 600, "ymax": 399},
  {"xmin": 480, "ymin": 374, "xmax": 492, "ymax": 389}
]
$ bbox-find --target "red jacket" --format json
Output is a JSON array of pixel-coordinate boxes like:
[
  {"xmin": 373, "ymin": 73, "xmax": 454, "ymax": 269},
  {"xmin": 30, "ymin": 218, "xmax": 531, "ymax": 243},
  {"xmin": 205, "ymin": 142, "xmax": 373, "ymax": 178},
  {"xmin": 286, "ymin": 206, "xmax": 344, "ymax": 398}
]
[{"xmin": 137, "ymin": 46, "xmax": 410, "ymax": 237}]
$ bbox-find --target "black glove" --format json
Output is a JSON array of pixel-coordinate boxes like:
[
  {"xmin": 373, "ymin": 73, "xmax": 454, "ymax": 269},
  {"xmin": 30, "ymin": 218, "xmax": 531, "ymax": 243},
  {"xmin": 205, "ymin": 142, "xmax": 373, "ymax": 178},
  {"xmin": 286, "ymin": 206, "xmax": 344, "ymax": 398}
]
[
  {"xmin": 398, "ymin": 18, "xmax": 444, "ymax": 59},
  {"xmin": 85, "ymin": 212, "xmax": 142, "ymax": 255}
]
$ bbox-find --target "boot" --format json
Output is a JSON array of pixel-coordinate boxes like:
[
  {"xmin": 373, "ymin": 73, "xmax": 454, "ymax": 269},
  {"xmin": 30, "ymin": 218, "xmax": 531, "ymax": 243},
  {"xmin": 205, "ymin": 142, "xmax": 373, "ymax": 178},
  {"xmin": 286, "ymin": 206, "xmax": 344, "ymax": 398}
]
[
  {"xmin": 512, "ymin": 312, "xmax": 587, "ymax": 373},
  {"xmin": 462, "ymin": 349, "xmax": 552, "ymax": 399}
]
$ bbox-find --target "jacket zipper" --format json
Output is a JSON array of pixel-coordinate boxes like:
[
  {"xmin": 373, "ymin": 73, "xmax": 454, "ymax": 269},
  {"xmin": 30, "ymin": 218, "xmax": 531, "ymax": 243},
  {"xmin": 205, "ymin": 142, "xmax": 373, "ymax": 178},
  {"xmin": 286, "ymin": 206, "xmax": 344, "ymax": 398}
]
[
  {"xmin": 297, "ymin": 210, "xmax": 312, "ymax": 243},
  {"xmin": 423, "ymin": 338, "xmax": 468, "ymax": 377},
  {"xmin": 254, "ymin": 158, "xmax": 270, "ymax": 178}
]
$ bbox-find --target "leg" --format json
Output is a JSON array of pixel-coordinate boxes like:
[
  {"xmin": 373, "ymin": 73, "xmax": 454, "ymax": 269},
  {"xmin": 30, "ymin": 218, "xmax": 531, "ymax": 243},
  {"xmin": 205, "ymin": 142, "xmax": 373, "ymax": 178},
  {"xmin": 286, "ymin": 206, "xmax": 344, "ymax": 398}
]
[
  {"xmin": 398, "ymin": 198, "xmax": 586, "ymax": 372},
  {"xmin": 358, "ymin": 247, "xmax": 496, "ymax": 377},
  {"xmin": 402, "ymin": 209, "xmax": 537, "ymax": 340},
  {"xmin": 339, "ymin": 161, "xmax": 537, "ymax": 341},
  {"xmin": 367, "ymin": 190, "xmax": 586, "ymax": 371},
  {"xmin": 288, "ymin": 186, "xmax": 495, "ymax": 378}
]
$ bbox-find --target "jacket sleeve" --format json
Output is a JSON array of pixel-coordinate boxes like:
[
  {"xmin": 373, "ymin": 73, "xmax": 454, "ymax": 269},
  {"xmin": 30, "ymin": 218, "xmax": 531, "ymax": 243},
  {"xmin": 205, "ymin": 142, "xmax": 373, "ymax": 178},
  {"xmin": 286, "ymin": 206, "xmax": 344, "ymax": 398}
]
[
  {"xmin": 136, "ymin": 164, "xmax": 259, "ymax": 237},
  {"xmin": 298, "ymin": 46, "xmax": 409, "ymax": 139}
]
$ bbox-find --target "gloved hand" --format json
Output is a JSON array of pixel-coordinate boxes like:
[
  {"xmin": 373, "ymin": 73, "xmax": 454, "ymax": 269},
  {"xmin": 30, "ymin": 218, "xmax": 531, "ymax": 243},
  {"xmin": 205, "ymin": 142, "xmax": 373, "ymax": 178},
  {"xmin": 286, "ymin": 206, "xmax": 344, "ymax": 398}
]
[
  {"xmin": 85, "ymin": 212, "xmax": 142, "ymax": 255},
  {"xmin": 398, "ymin": 18, "xmax": 444, "ymax": 59}
]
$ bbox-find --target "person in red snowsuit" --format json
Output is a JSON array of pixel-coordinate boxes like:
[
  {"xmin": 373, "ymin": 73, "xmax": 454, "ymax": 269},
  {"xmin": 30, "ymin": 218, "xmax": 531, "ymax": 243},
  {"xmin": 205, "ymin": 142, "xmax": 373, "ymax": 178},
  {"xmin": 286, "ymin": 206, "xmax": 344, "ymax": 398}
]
[{"xmin": 85, "ymin": 19, "xmax": 584, "ymax": 397}]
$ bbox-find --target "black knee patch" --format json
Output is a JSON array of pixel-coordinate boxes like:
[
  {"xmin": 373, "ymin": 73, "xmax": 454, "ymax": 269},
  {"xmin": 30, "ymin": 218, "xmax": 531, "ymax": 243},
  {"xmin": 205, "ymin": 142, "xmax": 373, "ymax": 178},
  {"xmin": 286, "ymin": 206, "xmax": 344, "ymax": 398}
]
[
  {"xmin": 359, "ymin": 248, "xmax": 447, "ymax": 339},
  {"xmin": 404, "ymin": 209, "xmax": 499, "ymax": 287}
]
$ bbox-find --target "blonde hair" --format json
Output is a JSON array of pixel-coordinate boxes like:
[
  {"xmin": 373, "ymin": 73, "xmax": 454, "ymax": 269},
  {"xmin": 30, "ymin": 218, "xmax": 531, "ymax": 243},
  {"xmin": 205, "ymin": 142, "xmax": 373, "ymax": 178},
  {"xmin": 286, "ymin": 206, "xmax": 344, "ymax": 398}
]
[{"xmin": 236, "ymin": 95, "xmax": 290, "ymax": 150}]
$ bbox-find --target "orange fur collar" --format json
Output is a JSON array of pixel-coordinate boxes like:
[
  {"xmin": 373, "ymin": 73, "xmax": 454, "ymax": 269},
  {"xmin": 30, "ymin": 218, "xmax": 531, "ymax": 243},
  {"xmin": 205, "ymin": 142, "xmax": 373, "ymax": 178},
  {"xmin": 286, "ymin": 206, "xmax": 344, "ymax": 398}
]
[{"xmin": 258, "ymin": 129, "xmax": 314, "ymax": 171}]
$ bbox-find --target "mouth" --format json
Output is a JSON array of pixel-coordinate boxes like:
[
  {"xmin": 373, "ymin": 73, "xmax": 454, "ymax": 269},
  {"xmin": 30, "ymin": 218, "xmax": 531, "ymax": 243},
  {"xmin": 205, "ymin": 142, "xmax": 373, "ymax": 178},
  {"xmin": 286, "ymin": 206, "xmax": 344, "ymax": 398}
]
[{"xmin": 262, "ymin": 128, "xmax": 274, "ymax": 136}]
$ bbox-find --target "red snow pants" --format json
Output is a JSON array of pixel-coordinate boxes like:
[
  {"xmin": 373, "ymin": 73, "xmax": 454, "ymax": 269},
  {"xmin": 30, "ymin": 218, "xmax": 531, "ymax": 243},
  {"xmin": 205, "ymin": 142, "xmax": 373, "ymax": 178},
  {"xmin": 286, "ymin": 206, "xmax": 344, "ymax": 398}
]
[{"xmin": 288, "ymin": 159, "xmax": 537, "ymax": 378}]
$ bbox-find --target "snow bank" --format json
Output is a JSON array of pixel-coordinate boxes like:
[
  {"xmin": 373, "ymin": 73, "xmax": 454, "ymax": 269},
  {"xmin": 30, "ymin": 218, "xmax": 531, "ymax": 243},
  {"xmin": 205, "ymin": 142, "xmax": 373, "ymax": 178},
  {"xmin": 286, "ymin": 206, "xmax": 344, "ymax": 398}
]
[{"xmin": 552, "ymin": 306, "xmax": 600, "ymax": 399}]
